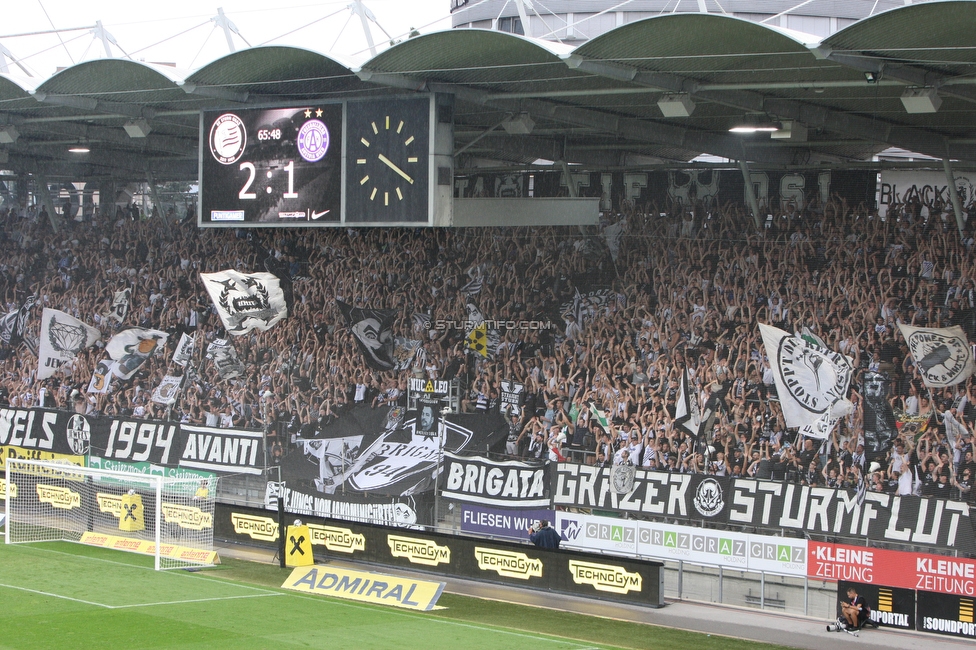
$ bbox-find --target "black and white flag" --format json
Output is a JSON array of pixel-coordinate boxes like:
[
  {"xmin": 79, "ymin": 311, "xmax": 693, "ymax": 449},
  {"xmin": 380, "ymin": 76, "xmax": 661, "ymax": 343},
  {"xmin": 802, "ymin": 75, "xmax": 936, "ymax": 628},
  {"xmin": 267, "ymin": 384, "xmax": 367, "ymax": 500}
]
[
  {"xmin": 759, "ymin": 323, "xmax": 853, "ymax": 429},
  {"xmin": 559, "ymin": 286, "xmax": 619, "ymax": 332},
  {"xmin": 200, "ymin": 270, "xmax": 287, "ymax": 335},
  {"xmin": 392, "ymin": 338, "xmax": 422, "ymax": 371},
  {"xmin": 674, "ymin": 368, "xmax": 701, "ymax": 438},
  {"xmin": 105, "ymin": 288, "xmax": 131, "ymax": 323},
  {"xmin": 172, "ymin": 332, "xmax": 195, "ymax": 367},
  {"xmin": 414, "ymin": 397, "xmax": 441, "ymax": 440},
  {"xmin": 898, "ymin": 324, "xmax": 976, "ymax": 387},
  {"xmin": 337, "ymin": 300, "xmax": 397, "ymax": 371},
  {"xmin": 152, "ymin": 375, "xmax": 183, "ymax": 405},
  {"xmin": 206, "ymin": 338, "xmax": 245, "ymax": 380},
  {"xmin": 500, "ymin": 380, "xmax": 525, "ymax": 417},
  {"xmin": 105, "ymin": 328, "xmax": 169, "ymax": 380},
  {"xmin": 0, "ymin": 295, "xmax": 37, "ymax": 346},
  {"xmin": 37, "ymin": 308, "xmax": 101, "ymax": 380}
]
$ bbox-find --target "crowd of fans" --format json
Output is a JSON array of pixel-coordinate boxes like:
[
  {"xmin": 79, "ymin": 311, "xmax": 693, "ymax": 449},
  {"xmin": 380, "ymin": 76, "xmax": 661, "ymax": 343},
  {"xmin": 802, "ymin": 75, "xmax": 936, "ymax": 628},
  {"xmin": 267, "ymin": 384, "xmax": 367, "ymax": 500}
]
[{"xmin": 0, "ymin": 190, "xmax": 974, "ymax": 504}]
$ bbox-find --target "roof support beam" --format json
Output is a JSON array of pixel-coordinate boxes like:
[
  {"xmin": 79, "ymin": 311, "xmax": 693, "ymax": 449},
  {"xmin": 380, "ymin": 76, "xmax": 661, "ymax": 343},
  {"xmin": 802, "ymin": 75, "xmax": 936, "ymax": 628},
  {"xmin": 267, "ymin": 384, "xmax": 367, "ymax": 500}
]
[
  {"xmin": 32, "ymin": 92, "xmax": 156, "ymax": 119},
  {"xmin": 564, "ymin": 54, "xmax": 976, "ymax": 163},
  {"xmin": 943, "ymin": 155, "xmax": 966, "ymax": 237},
  {"xmin": 823, "ymin": 51, "xmax": 976, "ymax": 107},
  {"xmin": 425, "ymin": 81, "xmax": 818, "ymax": 166}
]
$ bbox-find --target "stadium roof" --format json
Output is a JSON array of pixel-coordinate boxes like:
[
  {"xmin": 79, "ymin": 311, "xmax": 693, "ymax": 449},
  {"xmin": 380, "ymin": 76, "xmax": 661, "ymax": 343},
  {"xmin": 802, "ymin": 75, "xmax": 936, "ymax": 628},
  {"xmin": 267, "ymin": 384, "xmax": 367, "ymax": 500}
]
[{"xmin": 1, "ymin": 0, "xmax": 976, "ymax": 183}]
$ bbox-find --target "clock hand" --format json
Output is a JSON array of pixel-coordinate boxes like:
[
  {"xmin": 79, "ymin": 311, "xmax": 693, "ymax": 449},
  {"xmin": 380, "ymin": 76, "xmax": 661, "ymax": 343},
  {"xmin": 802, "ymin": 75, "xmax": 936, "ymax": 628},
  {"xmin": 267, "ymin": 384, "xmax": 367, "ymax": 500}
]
[{"xmin": 377, "ymin": 153, "xmax": 414, "ymax": 184}]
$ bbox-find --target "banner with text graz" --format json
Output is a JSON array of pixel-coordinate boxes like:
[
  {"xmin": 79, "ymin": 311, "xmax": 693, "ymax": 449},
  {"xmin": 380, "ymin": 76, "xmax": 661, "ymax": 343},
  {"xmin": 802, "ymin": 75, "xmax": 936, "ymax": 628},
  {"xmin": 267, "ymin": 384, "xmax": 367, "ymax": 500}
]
[
  {"xmin": 555, "ymin": 511, "xmax": 807, "ymax": 577},
  {"xmin": 283, "ymin": 405, "xmax": 506, "ymax": 498},
  {"xmin": 552, "ymin": 465, "xmax": 976, "ymax": 554}
]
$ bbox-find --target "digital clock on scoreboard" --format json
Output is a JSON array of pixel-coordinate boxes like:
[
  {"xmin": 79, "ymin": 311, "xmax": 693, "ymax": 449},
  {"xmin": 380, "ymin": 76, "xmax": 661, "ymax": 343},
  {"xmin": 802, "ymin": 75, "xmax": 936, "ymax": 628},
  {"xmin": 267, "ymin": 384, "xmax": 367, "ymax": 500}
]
[{"xmin": 200, "ymin": 104, "xmax": 343, "ymax": 226}]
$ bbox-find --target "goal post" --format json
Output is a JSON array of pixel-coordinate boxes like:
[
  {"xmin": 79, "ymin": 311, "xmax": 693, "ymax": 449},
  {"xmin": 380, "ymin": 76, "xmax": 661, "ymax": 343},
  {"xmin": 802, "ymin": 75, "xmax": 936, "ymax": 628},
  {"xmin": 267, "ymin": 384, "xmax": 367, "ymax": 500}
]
[{"xmin": 4, "ymin": 459, "xmax": 217, "ymax": 570}]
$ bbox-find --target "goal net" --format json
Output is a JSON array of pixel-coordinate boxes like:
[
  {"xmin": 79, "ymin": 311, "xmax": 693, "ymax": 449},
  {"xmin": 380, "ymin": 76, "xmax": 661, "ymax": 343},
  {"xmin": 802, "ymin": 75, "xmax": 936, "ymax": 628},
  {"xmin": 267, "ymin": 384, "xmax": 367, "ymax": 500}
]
[{"xmin": 4, "ymin": 459, "xmax": 217, "ymax": 570}]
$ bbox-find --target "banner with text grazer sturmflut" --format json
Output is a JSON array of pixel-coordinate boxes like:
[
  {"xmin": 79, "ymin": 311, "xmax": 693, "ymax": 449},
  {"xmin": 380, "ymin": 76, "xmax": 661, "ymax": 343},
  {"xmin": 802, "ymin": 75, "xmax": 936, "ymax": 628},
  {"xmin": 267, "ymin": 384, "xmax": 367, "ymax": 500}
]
[{"xmin": 552, "ymin": 464, "xmax": 976, "ymax": 554}]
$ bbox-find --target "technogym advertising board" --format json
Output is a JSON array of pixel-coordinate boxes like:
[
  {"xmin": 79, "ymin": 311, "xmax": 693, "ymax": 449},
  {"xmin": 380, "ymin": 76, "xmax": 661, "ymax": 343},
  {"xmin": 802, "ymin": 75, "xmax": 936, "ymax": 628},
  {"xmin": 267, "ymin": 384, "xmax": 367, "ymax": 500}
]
[{"xmin": 216, "ymin": 503, "xmax": 663, "ymax": 608}]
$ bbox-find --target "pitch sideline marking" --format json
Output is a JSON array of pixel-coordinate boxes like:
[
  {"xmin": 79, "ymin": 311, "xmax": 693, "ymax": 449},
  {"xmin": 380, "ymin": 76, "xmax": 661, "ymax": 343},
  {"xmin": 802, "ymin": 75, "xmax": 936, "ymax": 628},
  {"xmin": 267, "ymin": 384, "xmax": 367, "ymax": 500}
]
[
  {"xmin": 0, "ymin": 582, "xmax": 113, "ymax": 608},
  {"xmin": 7, "ymin": 544, "xmax": 279, "ymax": 595},
  {"xmin": 108, "ymin": 593, "xmax": 283, "ymax": 609},
  {"xmin": 280, "ymin": 589, "xmax": 597, "ymax": 648}
]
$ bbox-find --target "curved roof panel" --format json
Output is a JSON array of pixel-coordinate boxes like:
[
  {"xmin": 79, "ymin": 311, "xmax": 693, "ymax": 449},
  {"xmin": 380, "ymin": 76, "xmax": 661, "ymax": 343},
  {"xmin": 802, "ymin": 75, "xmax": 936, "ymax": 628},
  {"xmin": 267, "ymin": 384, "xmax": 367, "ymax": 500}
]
[
  {"xmin": 187, "ymin": 46, "xmax": 361, "ymax": 98},
  {"xmin": 576, "ymin": 14, "xmax": 815, "ymax": 74},
  {"xmin": 363, "ymin": 29, "xmax": 573, "ymax": 84},
  {"xmin": 824, "ymin": 0, "xmax": 976, "ymax": 70},
  {"xmin": 36, "ymin": 59, "xmax": 183, "ymax": 96}
]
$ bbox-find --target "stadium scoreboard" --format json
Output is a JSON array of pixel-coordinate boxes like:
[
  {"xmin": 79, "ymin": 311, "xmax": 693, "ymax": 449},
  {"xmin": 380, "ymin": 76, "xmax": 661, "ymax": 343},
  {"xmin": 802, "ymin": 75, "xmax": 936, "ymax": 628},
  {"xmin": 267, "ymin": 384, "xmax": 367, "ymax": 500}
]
[{"xmin": 199, "ymin": 95, "xmax": 452, "ymax": 227}]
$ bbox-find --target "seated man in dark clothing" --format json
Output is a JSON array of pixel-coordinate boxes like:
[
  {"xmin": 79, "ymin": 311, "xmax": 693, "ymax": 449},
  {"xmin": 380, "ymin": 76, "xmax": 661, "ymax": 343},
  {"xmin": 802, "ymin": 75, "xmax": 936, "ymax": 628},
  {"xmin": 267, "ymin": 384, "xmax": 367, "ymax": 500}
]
[
  {"xmin": 528, "ymin": 520, "xmax": 561, "ymax": 549},
  {"xmin": 837, "ymin": 586, "xmax": 874, "ymax": 634}
]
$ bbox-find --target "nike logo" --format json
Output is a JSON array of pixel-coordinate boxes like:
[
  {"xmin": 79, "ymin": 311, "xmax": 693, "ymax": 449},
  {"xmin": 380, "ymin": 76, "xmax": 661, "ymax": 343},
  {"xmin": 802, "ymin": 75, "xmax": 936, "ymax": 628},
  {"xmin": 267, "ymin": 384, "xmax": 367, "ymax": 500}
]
[{"xmin": 311, "ymin": 210, "xmax": 330, "ymax": 220}]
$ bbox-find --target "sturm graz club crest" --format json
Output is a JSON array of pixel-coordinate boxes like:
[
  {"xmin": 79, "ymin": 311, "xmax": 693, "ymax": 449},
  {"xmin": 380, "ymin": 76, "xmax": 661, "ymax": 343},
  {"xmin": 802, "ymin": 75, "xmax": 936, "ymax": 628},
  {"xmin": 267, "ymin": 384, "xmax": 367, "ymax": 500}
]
[
  {"xmin": 908, "ymin": 330, "xmax": 970, "ymax": 386},
  {"xmin": 216, "ymin": 276, "xmax": 278, "ymax": 333},
  {"xmin": 65, "ymin": 414, "xmax": 91, "ymax": 455},
  {"xmin": 693, "ymin": 477, "xmax": 725, "ymax": 517}
]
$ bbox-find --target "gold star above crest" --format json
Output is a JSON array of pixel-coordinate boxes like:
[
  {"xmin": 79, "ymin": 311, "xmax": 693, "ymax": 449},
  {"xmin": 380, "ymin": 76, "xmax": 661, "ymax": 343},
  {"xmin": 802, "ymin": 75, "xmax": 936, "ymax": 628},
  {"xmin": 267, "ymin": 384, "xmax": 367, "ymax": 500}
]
[
  {"xmin": 315, "ymin": 108, "xmax": 323, "ymax": 118},
  {"xmin": 304, "ymin": 109, "xmax": 312, "ymax": 118}
]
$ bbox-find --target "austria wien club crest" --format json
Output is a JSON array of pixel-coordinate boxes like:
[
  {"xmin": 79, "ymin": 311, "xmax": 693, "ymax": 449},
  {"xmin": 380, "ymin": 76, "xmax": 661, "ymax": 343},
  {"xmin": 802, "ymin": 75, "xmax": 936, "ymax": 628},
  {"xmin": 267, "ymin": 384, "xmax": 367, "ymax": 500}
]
[{"xmin": 201, "ymin": 270, "xmax": 287, "ymax": 335}]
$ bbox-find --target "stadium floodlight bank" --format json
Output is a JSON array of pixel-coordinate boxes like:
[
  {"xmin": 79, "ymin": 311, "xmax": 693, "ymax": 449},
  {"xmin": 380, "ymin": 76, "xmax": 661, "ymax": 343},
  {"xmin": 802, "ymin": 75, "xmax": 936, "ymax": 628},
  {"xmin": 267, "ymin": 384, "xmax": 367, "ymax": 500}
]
[{"xmin": 4, "ymin": 459, "xmax": 217, "ymax": 570}]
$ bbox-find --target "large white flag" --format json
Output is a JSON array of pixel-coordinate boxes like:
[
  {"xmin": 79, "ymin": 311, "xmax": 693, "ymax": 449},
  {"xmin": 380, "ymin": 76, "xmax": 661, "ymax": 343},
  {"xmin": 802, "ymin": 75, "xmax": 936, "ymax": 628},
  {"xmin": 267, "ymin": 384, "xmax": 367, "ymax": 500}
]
[
  {"xmin": 759, "ymin": 323, "xmax": 854, "ymax": 430},
  {"xmin": 105, "ymin": 328, "xmax": 169, "ymax": 380},
  {"xmin": 38, "ymin": 308, "xmax": 101, "ymax": 380},
  {"xmin": 200, "ymin": 270, "xmax": 287, "ymax": 335},
  {"xmin": 897, "ymin": 324, "xmax": 976, "ymax": 387}
]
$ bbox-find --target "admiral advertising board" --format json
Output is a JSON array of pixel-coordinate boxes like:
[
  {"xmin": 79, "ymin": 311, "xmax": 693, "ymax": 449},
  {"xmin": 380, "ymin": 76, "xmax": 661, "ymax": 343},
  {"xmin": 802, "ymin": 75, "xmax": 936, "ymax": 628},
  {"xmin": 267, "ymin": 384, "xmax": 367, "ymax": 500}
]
[
  {"xmin": 555, "ymin": 512, "xmax": 807, "ymax": 577},
  {"xmin": 216, "ymin": 503, "xmax": 663, "ymax": 607},
  {"xmin": 552, "ymin": 464, "xmax": 976, "ymax": 553}
]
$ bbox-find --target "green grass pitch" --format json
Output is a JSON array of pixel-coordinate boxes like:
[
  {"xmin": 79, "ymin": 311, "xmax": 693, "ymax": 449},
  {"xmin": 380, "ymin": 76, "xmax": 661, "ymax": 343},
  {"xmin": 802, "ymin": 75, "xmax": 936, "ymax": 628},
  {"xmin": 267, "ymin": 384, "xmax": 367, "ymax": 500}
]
[{"xmin": 0, "ymin": 541, "xmax": 791, "ymax": 650}]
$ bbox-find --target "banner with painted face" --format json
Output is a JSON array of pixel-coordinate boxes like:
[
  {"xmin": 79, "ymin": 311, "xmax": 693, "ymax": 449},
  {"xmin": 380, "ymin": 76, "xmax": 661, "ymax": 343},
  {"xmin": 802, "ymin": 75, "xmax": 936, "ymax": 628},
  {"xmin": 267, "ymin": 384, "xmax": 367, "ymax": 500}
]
[{"xmin": 336, "ymin": 300, "xmax": 397, "ymax": 371}]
